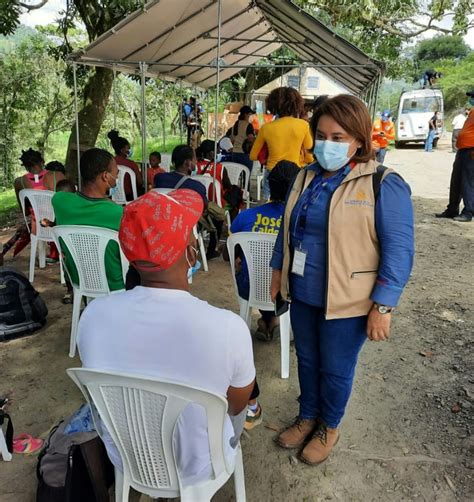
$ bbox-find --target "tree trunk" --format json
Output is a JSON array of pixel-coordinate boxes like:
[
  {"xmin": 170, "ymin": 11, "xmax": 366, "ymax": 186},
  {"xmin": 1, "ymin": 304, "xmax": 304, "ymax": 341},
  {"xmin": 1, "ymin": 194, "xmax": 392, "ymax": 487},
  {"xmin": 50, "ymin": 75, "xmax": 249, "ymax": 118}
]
[{"xmin": 65, "ymin": 67, "xmax": 114, "ymax": 181}]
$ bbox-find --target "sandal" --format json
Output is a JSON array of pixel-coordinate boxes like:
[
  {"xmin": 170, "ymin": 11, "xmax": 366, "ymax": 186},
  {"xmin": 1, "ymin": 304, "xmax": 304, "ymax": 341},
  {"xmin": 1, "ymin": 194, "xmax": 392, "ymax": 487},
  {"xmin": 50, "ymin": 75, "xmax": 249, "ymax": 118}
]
[
  {"xmin": 12, "ymin": 434, "xmax": 44, "ymax": 454},
  {"xmin": 62, "ymin": 293, "xmax": 73, "ymax": 305}
]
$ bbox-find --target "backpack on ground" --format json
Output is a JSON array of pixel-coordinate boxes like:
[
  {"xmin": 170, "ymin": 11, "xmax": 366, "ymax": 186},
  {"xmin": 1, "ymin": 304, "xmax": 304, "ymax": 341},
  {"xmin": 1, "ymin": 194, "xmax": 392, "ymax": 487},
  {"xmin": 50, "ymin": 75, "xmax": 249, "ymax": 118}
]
[
  {"xmin": 0, "ymin": 266, "xmax": 48, "ymax": 342},
  {"xmin": 36, "ymin": 407, "xmax": 114, "ymax": 502}
]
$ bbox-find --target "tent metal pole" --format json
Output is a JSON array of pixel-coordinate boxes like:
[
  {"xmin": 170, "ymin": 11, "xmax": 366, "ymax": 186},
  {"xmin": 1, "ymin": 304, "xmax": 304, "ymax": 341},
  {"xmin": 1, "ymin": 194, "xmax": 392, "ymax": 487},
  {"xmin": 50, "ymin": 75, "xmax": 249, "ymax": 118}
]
[
  {"xmin": 140, "ymin": 61, "xmax": 148, "ymax": 191},
  {"xmin": 113, "ymin": 66, "xmax": 117, "ymax": 130},
  {"xmin": 212, "ymin": 0, "xmax": 222, "ymax": 203},
  {"xmin": 206, "ymin": 91, "xmax": 210, "ymax": 138},
  {"xmin": 72, "ymin": 62, "xmax": 81, "ymax": 190},
  {"xmin": 179, "ymin": 79, "xmax": 183, "ymax": 143}
]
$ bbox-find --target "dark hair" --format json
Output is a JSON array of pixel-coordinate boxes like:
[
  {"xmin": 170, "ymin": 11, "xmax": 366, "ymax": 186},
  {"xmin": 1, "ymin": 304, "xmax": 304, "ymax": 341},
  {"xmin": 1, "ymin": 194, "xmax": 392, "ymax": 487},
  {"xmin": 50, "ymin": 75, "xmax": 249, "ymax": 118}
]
[
  {"xmin": 80, "ymin": 148, "xmax": 114, "ymax": 183},
  {"xmin": 310, "ymin": 95, "xmax": 374, "ymax": 163},
  {"xmin": 242, "ymin": 138, "xmax": 253, "ymax": 155},
  {"xmin": 45, "ymin": 160, "xmax": 66, "ymax": 175},
  {"xmin": 199, "ymin": 139, "xmax": 215, "ymax": 158},
  {"xmin": 19, "ymin": 148, "xmax": 43, "ymax": 170},
  {"xmin": 313, "ymin": 95, "xmax": 329, "ymax": 111},
  {"xmin": 107, "ymin": 130, "xmax": 130, "ymax": 155},
  {"xmin": 268, "ymin": 160, "xmax": 300, "ymax": 201},
  {"xmin": 56, "ymin": 179, "xmax": 77, "ymax": 193},
  {"xmin": 149, "ymin": 151, "xmax": 161, "ymax": 162},
  {"xmin": 266, "ymin": 87, "xmax": 304, "ymax": 118},
  {"xmin": 171, "ymin": 145, "xmax": 194, "ymax": 168}
]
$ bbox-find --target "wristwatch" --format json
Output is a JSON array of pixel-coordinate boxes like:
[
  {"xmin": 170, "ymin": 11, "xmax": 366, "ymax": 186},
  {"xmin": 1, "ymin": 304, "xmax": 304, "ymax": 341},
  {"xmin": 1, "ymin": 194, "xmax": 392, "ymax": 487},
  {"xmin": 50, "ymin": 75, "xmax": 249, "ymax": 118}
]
[{"xmin": 373, "ymin": 303, "xmax": 393, "ymax": 314}]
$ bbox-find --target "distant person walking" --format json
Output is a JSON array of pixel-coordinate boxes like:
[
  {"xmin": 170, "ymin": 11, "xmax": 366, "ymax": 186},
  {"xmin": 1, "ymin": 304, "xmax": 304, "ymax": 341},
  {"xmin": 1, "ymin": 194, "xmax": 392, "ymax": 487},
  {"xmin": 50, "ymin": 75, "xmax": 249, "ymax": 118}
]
[
  {"xmin": 451, "ymin": 110, "xmax": 468, "ymax": 153},
  {"xmin": 372, "ymin": 110, "xmax": 395, "ymax": 163},
  {"xmin": 436, "ymin": 90, "xmax": 474, "ymax": 222},
  {"xmin": 425, "ymin": 111, "xmax": 439, "ymax": 152}
]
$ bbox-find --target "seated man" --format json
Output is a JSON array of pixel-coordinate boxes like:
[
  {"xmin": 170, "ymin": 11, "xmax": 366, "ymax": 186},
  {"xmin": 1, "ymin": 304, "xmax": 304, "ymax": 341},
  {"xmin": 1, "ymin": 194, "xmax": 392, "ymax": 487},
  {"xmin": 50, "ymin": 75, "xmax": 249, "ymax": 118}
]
[
  {"xmin": 225, "ymin": 160, "xmax": 299, "ymax": 341},
  {"xmin": 52, "ymin": 148, "xmax": 125, "ymax": 291},
  {"xmin": 77, "ymin": 189, "xmax": 255, "ymax": 486}
]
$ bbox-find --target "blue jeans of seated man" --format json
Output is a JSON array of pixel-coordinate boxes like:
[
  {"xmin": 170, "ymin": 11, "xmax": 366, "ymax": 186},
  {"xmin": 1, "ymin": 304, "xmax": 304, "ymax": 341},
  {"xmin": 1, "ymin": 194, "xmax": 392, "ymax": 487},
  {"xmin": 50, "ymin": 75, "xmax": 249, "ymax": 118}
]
[
  {"xmin": 290, "ymin": 299, "xmax": 367, "ymax": 428},
  {"xmin": 236, "ymin": 269, "xmax": 274, "ymax": 323}
]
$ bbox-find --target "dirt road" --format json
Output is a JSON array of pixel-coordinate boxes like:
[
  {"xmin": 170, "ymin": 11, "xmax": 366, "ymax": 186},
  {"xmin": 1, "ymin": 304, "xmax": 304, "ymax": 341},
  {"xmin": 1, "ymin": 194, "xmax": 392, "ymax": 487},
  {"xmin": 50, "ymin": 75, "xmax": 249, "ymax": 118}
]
[{"xmin": 0, "ymin": 137, "xmax": 473, "ymax": 501}]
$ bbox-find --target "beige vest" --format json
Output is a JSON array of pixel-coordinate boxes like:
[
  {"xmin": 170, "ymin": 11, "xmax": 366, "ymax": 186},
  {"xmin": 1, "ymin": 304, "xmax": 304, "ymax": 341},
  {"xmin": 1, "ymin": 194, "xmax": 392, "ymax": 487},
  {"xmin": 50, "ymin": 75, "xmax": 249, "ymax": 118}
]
[
  {"xmin": 280, "ymin": 160, "xmax": 393, "ymax": 319},
  {"xmin": 231, "ymin": 120, "xmax": 248, "ymax": 154}
]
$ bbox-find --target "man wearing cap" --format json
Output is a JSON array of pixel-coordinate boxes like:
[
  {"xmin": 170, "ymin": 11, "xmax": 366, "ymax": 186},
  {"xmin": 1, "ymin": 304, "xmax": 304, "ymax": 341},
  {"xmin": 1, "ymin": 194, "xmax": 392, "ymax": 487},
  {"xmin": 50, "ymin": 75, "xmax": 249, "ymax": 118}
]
[
  {"xmin": 77, "ymin": 189, "xmax": 256, "ymax": 486},
  {"xmin": 436, "ymin": 90, "xmax": 474, "ymax": 222},
  {"xmin": 227, "ymin": 105, "xmax": 256, "ymax": 170},
  {"xmin": 372, "ymin": 110, "xmax": 395, "ymax": 164}
]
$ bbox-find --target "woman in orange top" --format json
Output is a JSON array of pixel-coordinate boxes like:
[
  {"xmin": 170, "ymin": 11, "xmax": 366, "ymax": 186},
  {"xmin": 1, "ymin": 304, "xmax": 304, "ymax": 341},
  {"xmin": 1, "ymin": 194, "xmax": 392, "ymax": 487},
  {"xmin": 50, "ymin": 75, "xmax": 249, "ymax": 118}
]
[{"xmin": 108, "ymin": 130, "xmax": 143, "ymax": 200}]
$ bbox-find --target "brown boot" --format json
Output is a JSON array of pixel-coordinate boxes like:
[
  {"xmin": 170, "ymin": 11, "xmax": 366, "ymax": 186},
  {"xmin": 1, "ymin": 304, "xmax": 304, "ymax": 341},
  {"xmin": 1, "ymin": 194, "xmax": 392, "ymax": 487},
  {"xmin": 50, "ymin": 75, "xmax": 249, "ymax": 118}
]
[
  {"xmin": 299, "ymin": 425, "xmax": 340, "ymax": 465},
  {"xmin": 275, "ymin": 418, "xmax": 317, "ymax": 449}
]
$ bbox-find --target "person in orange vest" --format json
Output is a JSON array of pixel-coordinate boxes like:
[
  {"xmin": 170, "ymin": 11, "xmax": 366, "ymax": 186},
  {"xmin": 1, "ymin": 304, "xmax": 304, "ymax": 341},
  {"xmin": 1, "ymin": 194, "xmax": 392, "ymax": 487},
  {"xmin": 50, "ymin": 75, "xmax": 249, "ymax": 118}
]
[{"xmin": 372, "ymin": 110, "xmax": 395, "ymax": 164}]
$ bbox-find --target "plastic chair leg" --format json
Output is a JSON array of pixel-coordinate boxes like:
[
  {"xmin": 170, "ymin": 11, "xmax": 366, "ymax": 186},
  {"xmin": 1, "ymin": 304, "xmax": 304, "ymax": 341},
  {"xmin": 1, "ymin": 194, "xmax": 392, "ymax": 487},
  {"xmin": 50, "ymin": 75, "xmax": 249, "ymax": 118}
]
[
  {"xmin": 29, "ymin": 235, "xmax": 37, "ymax": 283},
  {"xmin": 234, "ymin": 443, "xmax": 246, "ymax": 502},
  {"xmin": 280, "ymin": 311, "xmax": 291, "ymax": 379},
  {"xmin": 0, "ymin": 429, "xmax": 12, "ymax": 462},
  {"xmin": 38, "ymin": 240, "xmax": 46, "ymax": 269},
  {"xmin": 69, "ymin": 292, "xmax": 82, "ymax": 358},
  {"xmin": 256, "ymin": 175, "xmax": 263, "ymax": 201},
  {"xmin": 114, "ymin": 468, "xmax": 130, "ymax": 502},
  {"xmin": 239, "ymin": 300, "xmax": 251, "ymax": 329},
  {"xmin": 60, "ymin": 259, "xmax": 65, "ymax": 285},
  {"xmin": 198, "ymin": 233, "xmax": 208, "ymax": 272}
]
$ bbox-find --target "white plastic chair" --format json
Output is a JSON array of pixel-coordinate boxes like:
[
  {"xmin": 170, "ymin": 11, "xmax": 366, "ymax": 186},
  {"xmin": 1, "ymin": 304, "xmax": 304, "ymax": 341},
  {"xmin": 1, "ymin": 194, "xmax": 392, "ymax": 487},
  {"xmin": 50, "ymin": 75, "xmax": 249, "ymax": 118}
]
[
  {"xmin": 67, "ymin": 368, "xmax": 246, "ymax": 502},
  {"xmin": 18, "ymin": 189, "xmax": 64, "ymax": 284},
  {"xmin": 193, "ymin": 175, "xmax": 232, "ymax": 232},
  {"xmin": 160, "ymin": 154, "xmax": 172, "ymax": 172},
  {"xmin": 113, "ymin": 165, "xmax": 138, "ymax": 205},
  {"xmin": 221, "ymin": 162, "xmax": 251, "ymax": 208},
  {"xmin": 227, "ymin": 232, "xmax": 290, "ymax": 379},
  {"xmin": 52, "ymin": 225, "xmax": 128, "ymax": 358},
  {"xmin": 253, "ymin": 161, "xmax": 264, "ymax": 201},
  {"xmin": 154, "ymin": 188, "xmax": 208, "ymax": 272}
]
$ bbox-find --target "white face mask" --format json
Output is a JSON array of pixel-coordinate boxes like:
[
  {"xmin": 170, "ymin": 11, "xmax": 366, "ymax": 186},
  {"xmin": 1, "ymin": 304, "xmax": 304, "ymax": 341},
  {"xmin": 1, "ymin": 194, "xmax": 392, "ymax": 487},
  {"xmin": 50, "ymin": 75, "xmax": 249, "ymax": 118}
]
[{"xmin": 313, "ymin": 139, "xmax": 356, "ymax": 172}]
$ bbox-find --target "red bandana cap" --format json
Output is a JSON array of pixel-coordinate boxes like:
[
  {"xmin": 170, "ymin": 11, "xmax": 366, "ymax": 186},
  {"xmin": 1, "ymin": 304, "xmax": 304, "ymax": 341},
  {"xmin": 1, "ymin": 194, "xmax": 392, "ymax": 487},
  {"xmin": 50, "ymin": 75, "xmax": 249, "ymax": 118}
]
[{"xmin": 119, "ymin": 189, "xmax": 204, "ymax": 271}]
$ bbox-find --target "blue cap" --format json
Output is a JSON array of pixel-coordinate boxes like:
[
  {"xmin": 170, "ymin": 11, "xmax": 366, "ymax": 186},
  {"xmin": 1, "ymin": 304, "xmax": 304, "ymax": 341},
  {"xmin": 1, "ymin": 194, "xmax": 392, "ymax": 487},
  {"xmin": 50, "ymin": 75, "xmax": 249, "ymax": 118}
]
[{"xmin": 381, "ymin": 109, "xmax": 391, "ymax": 119}]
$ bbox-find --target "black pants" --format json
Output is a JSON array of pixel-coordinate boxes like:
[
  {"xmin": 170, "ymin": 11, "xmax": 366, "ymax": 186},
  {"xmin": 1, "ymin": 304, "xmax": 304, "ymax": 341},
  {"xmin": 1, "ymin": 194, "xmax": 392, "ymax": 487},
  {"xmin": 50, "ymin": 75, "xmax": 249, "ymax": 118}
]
[
  {"xmin": 445, "ymin": 151, "xmax": 463, "ymax": 215},
  {"xmin": 207, "ymin": 219, "xmax": 223, "ymax": 253},
  {"xmin": 460, "ymin": 148, "xmax": 474, "ymax": 217}
]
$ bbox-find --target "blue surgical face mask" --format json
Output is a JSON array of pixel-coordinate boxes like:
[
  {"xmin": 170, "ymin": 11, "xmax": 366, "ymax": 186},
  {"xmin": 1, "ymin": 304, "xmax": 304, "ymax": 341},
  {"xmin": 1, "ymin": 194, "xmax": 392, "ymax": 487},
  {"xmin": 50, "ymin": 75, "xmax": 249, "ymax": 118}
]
[
  {"xmin": 127, "ymin": 148, "xmax": 133, "ymax": 159},
  {"xmin": 107, "ymin": 172, "xmax": 119, "ymax": 197},
  {"xmin": 313, "ymin": 139, "xmax": 355, "ymax": 172},
  {"xmin": 186, "ymin": 246, "xmax": 200, "ymax": 279}
]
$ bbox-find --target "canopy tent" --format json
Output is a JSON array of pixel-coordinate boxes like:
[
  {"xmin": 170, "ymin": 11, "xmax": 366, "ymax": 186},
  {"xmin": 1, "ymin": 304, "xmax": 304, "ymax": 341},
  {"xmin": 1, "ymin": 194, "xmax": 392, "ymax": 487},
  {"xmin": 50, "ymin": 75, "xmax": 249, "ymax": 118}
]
[
  {"xmin": 72, "ymin": 0, "xmax": 383, "ymax": 97},
  {"xmin": 70, "ymin": 0, "xmax": 384, "ymax": 191}
]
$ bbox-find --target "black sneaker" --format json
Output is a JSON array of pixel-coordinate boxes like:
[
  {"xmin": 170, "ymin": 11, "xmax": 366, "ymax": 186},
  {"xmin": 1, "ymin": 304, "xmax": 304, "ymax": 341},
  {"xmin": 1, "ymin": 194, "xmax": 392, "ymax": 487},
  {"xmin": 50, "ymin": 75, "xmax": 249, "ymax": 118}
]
[
  {"xmin": 435, "ymin": 210, "xmax": 458, "ymax": 219},
  {"xmin": 206, "ymin": 249, "xmax": 220, "ymax": 261},
  {"xmin": 453, "ymin": 214, "xmax": 472, "ymax": 222}
]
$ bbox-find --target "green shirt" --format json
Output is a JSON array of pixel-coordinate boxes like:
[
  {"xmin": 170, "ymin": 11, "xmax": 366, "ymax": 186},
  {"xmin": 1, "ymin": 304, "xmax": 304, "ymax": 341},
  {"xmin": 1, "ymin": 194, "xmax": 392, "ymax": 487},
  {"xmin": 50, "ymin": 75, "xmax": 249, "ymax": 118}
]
[{"xmin": 52, "ymin": 192, "xmax": 125, "ymax": 291}]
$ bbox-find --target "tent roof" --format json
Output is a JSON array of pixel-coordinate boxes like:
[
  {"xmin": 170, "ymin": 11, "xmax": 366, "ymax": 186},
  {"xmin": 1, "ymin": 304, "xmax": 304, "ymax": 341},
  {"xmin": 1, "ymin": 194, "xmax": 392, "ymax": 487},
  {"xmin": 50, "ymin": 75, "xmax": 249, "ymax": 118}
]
[{"xmin": 72, "ymin": 0, "xmax": 383, "ymax": 95}]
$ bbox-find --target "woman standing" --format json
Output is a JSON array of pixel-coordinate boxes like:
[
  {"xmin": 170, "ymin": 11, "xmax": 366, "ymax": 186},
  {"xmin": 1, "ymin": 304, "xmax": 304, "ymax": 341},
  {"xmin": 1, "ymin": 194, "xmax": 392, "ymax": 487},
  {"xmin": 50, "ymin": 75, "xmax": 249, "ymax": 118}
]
[
  {"xmin": 250, "ymin": 87, "xmax": 314, "ymax": 199},
  {"xmin": 108, "ymin": 130, "xmax": 143, "ymax": 199},
  {"xmin": 270, "ymin": 95, "xmax": 414, "ymax": 465},
  {"xmin": 228, "ymin": 105, "xmax": 256, "ymax": 170}
]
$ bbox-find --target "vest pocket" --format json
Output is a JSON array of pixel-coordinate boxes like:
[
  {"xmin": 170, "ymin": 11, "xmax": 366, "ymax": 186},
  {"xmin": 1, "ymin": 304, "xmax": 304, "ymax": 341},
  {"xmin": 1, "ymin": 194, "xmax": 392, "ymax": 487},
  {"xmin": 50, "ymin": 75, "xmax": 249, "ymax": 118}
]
[{"xmin": 350, "ymin": 270, "xmax": 377, "ymax": 279}]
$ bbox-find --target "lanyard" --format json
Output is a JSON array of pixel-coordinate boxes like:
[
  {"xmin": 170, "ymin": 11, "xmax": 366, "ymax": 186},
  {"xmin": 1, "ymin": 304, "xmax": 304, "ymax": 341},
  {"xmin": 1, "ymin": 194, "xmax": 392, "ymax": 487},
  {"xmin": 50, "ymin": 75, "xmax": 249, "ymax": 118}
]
[{"xmin": 293, "ymin": 166, "xmax": 349, "ymax": 243}]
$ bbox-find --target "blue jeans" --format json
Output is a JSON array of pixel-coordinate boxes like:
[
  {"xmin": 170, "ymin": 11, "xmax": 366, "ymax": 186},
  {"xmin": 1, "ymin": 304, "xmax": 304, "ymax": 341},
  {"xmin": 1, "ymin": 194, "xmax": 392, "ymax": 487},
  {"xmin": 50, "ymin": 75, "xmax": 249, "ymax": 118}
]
[
  {"xmin": 290, "ymin": 299, "xmax": 367, "ymax": 428},
  {"xmin": 262, "ymin": 168, "xmax": 270, "ymax": 201},
  {"xmin": 425, "ymin": 130, "xmax": 435, "ymax": 151},
  {"xmin": 376, "ymin": 148, "xmax": 387, "ymax": 164}
]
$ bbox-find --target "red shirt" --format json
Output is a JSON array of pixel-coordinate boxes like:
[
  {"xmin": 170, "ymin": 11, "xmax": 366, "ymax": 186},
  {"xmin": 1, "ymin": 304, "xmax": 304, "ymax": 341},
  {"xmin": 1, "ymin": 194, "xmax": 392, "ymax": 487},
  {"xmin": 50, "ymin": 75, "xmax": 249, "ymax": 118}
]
[
  {"xmin": 147, "ymin": 166, "xmax": 165, "ymax": 188},
  {"xmin": 196, "ymin": 160, "xmax": 225, "ymax": 205},
  {"xmin": 114, "ymin": 156, "xmax": 142, "ymax": 195}
]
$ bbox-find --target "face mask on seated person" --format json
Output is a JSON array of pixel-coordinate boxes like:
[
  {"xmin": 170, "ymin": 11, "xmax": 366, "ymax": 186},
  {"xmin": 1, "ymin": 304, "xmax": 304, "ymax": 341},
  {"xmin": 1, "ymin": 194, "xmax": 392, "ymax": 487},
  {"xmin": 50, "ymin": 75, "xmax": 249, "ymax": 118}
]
[{"xmin": 313, "ymin": 139, "xmax": 356, "ymax": 172}]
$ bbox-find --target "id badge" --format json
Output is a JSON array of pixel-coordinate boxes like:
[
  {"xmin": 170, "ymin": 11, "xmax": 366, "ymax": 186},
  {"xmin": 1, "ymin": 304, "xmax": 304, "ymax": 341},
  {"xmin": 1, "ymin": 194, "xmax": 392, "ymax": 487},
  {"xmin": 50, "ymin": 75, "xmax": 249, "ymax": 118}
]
[{"xmin": 292, "ymin": 248, "xmax": 307, "ymax": 277}]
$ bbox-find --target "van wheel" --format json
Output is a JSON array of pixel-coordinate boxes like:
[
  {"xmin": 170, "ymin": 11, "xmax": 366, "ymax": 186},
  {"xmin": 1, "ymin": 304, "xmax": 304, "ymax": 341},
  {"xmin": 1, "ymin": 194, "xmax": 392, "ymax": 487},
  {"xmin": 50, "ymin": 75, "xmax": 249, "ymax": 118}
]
[
  {"xmin": 433, "ymin": 138, "xmax": 439, "ymax": 148},
  {"xmin": 395, "ymin": 141, "xmax": 405, "ymax": 149}
]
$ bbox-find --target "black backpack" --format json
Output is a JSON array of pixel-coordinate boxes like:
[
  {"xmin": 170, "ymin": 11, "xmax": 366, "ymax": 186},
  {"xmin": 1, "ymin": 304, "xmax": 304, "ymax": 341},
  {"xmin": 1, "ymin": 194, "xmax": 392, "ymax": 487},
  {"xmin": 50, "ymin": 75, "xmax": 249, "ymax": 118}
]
[{"xmin": 0, "ymin": 266, "xmax": 48, "ymax": 341}]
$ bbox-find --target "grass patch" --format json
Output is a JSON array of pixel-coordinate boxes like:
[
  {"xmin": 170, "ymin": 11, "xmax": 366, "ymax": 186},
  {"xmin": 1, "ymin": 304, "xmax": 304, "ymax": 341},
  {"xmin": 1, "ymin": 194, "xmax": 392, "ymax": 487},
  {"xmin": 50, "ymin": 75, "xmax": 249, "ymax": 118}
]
[{"xmin": 0, "ymin": 189, "xmax": 20, "ymax": 227}]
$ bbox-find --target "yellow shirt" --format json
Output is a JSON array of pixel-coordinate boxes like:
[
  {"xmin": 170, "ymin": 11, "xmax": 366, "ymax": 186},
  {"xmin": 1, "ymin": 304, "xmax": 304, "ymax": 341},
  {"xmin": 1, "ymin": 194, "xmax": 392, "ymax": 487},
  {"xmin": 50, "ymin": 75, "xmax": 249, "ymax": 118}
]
[{"xmin": 250, "ymin": 116, "xmax": 314, "ymax": 169}]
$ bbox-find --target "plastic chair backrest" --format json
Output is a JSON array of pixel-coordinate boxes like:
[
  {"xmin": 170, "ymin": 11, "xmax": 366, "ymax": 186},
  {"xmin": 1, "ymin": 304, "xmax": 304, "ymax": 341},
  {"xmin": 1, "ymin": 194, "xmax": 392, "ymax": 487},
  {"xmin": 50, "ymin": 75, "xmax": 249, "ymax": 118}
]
[
  {"xmin": 18, "ymin": 189, "xmax": 56, "ymax": 241},
  {"xmin": 67, "ymin": 368, "xmax": 230, "ymax": 496},
  {"xmin": 227, "ymin": 232, "xmax": 276, "ymax": 310},
  {"xmin": 113, "ymin": 165, "xmax": 137, "ymax": 205},
  {"xmin": 221, "ymin": 162, "xmax": 250, "ymax": 193},
  {"xmin": 193, "ymin": 175, "xmax": 223, "ymax": 208},
  {"xmin": 52, "ymin": 225, "xmax": 128, "ymax": 296},
  {"xmin": 161, "ymin": 154, "xmax": 172, "ymax": 172}
]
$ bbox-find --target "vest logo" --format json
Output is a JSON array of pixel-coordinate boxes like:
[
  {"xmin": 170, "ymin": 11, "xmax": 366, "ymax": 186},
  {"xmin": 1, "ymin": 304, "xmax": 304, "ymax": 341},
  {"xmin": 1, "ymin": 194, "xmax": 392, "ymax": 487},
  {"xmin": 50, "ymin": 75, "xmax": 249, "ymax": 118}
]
[{"xmin": 345, "ymin": 191, "xmax": 373, "ymax": 208}]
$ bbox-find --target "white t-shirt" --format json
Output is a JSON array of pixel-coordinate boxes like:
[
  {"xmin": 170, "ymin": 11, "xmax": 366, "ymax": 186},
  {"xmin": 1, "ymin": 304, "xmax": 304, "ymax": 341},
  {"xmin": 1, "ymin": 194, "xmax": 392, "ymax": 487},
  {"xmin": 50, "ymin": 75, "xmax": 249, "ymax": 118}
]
[
  {"xmin": 77, "ymin": 286, "xmax": 255, "ymax": 486},
  {"xmin": 452, "ymin": 114, "xmax": 467, "ymax": 130}
]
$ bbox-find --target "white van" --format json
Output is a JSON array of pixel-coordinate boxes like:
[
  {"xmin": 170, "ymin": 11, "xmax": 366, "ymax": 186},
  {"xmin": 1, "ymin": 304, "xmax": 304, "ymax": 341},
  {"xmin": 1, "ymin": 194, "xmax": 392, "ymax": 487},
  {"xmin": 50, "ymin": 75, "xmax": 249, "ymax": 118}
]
[{"xmin": 395, "ymin": 89, "xmax": 444, "ymax": 148}]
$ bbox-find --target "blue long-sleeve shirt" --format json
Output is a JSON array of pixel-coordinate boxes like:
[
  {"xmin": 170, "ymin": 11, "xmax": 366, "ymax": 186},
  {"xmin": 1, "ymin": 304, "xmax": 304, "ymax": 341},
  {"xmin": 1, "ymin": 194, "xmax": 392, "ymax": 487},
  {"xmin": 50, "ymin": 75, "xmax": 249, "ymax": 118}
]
[{"xmin": 270, "ymin": 166, "xmax": 414, "ymax": 308}]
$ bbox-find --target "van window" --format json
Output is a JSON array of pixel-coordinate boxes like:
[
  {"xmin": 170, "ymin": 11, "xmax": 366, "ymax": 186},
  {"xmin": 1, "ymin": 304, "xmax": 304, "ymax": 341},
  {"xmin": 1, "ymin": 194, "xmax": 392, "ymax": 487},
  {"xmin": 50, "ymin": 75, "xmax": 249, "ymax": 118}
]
[{"xmin": 401, "ymin": 96, "xmax": 442, "ymax": 113}]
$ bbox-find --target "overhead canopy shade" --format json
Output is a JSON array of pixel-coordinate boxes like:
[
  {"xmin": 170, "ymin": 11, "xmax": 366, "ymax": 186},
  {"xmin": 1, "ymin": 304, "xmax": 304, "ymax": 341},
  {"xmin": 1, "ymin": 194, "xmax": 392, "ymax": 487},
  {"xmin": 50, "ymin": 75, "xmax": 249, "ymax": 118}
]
[{"xmin": 72, "ymin": 0, "xmax": 383, "ymax": 95}]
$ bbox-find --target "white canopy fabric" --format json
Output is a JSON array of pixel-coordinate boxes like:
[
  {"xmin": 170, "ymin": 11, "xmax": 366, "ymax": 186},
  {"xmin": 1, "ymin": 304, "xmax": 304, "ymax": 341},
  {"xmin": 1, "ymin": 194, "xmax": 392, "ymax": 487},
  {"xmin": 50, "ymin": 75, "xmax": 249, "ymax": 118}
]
[{"xmin": 72, "ymin": 0, "xmax": 383, "ymax": 96}]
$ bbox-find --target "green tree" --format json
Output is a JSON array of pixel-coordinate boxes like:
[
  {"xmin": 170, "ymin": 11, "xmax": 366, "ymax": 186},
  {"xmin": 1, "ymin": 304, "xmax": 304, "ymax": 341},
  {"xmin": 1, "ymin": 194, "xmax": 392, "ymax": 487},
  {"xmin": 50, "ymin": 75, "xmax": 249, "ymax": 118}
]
[{"xmin": 415, "ymin": 35, "xmax": 470, "ymax": 64}]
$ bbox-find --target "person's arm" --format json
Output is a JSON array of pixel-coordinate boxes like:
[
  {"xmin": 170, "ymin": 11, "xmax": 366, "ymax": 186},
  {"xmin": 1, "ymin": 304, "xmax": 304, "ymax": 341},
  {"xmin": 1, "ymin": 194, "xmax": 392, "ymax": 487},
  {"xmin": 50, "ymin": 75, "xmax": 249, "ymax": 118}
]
[
  {"xmin": 386, "ymin": 123, "xmax": 396, "ymax": 142},
  {"xmin": 246, "ymin": 123, "xmax": 255, "ymax": 138},
  {"xmin": 226, "ymin": 315, "xmax": 256, "ymax": 416},
  {"xmin": 131, "ymin": 161, "xmax": 143, "ymax": 188},
  {"xmin": 249, "ymin": 128, "xmax": 265, "ymax": 161},
  {"xmin": 269, "ymin": 214, "xmax": 286, "ymax": 301}
]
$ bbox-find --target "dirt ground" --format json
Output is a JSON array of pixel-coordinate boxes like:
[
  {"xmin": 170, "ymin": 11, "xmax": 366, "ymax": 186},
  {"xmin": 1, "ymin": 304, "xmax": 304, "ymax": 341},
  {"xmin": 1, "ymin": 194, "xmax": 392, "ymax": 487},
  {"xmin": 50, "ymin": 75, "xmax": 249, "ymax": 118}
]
[{"xmin": 0, "ymin": 136, "xmax": 473, "ymax": 501}]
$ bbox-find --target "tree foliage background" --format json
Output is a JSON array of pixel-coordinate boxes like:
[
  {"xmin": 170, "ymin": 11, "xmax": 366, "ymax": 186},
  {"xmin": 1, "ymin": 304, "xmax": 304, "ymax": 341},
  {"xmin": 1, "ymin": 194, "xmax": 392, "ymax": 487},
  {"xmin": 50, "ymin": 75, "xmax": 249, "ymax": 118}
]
[{"xmin": 0, "ymin": 0, "xmax": 473, "ymax": 186}]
